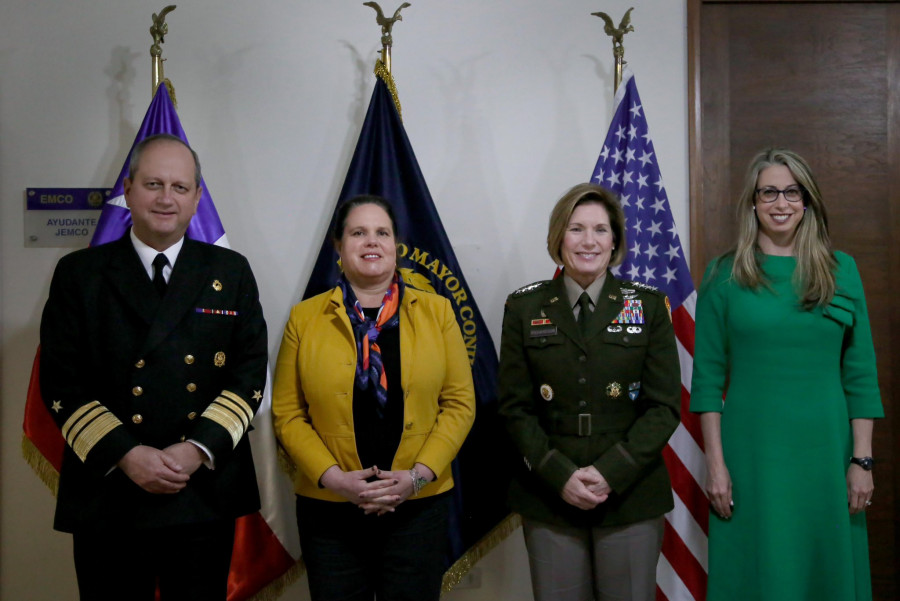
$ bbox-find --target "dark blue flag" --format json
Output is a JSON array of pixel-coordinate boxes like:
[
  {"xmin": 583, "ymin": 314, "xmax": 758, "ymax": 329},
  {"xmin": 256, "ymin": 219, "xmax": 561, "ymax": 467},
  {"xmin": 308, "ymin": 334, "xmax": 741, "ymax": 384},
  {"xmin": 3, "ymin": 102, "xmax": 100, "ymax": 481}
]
[{"xmin": 304, "ymin": 72, "xmax": 511, "ymax": 588}]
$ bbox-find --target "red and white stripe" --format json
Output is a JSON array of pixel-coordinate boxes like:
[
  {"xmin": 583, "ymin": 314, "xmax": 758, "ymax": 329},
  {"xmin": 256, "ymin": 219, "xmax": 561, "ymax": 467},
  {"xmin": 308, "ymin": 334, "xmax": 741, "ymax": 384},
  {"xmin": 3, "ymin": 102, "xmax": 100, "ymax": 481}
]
[{"xmin": 656, "ymin": 293, "xmax": 709, "ymax": 601}]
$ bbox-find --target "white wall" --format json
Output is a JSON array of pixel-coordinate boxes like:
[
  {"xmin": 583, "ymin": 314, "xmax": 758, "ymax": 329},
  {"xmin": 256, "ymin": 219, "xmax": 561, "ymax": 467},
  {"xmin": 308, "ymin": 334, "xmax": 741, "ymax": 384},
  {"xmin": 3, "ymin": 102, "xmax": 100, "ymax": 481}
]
[{"xmin": 0, "ymin": 1, "xmax": 687, "ymax": 599}]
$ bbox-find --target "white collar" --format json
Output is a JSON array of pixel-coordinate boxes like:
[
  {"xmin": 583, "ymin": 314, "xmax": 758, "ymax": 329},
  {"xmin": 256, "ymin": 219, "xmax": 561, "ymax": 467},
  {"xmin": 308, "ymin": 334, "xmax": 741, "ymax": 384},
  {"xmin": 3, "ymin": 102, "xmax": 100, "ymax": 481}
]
[{"xmin": 130, "ymin": 229, "xmax": 185, "ymax": 281}]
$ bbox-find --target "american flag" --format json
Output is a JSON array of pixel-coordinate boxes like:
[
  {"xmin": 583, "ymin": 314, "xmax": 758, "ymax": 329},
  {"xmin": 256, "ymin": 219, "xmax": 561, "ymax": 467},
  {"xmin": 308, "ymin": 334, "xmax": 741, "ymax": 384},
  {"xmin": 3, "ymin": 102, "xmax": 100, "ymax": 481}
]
[{"xmin": 590, "ymin": 66, "xmax": 709, "ymax": 601}]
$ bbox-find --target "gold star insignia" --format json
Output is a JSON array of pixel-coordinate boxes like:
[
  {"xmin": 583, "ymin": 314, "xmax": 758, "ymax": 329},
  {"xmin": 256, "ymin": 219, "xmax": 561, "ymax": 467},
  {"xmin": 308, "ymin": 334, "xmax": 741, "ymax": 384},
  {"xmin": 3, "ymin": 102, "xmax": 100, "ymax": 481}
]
[
  {"xmin": 51, "ymin": 400, "xmax": 63, "ymax": 413},
  {"xmin": 252, "ymin": 390, "xmax": 262, "ymax": 401}
]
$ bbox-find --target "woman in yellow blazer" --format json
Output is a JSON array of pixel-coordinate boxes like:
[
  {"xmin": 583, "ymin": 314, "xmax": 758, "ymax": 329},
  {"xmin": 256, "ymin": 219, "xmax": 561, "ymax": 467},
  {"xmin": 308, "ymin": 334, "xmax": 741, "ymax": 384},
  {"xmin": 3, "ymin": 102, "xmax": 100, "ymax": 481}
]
[{"xmin": 273, "ymin": 195, "xmax": 475, "ymax": 601}]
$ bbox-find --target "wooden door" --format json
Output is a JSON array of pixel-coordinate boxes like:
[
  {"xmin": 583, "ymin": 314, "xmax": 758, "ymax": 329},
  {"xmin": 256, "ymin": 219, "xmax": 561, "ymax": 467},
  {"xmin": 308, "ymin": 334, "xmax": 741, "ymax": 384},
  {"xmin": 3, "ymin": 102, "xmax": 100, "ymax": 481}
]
[{"xmin": 689, "ymin": 1, "xmax": 899, "ymax": 599}]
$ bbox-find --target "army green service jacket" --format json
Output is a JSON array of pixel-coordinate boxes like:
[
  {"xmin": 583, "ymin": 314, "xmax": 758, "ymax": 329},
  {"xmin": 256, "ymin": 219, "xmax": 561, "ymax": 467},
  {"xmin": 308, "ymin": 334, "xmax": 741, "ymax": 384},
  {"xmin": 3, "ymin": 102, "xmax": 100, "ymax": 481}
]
[{"xmin": 498, "ymin": 272, "xmax": 680, "ymax": 527}]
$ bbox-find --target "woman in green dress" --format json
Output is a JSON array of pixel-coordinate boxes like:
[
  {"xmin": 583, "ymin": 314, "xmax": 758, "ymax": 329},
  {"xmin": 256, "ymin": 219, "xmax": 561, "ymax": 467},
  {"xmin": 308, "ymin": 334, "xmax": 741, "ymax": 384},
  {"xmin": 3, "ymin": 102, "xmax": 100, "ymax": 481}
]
[{"xmin": 691, "ymin": 149, "xmax": 883, "ymax": 600}]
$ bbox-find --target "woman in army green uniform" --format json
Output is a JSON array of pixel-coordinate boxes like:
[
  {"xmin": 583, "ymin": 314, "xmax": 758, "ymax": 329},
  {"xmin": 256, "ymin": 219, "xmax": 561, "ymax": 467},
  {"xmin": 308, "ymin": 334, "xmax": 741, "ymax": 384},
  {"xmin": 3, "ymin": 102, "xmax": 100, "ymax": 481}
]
[{"xmin": 498, "ymin": 183, "xmax": 681, "ymax": 601}]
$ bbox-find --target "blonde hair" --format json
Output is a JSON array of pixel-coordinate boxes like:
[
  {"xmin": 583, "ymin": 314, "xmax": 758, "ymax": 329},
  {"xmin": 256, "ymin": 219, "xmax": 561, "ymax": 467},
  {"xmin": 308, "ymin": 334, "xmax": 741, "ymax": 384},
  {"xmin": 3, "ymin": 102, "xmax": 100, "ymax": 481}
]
[
  {"xmin": 732, "ymin": 148, "xmax": 836, "ymax": 308},
  {"xmin": 546, "ymin": 183, "xmax": 626, "ymax": 268}
]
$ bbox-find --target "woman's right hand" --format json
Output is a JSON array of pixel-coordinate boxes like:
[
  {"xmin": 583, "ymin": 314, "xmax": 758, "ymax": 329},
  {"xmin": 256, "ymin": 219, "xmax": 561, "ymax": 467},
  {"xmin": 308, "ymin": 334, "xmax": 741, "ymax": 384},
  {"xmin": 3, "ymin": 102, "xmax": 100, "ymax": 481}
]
[
  {"xmin": 319, "ymin": 465, "xmax": 395, "ymax": 507},
  {"xmin": 706, "ymin": 461, "xmax": 733, "ymax": 519},
  {"xmin": 699, "ymin": 412, "xmax": 733, "ymax": 519}
]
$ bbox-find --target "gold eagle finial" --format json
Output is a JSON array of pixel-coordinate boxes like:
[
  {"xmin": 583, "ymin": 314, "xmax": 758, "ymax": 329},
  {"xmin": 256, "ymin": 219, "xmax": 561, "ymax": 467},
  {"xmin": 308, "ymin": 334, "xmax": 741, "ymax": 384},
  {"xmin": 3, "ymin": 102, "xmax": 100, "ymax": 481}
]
[
  {"xmin": 149, "ymin": 5, "xmax": 177, "ymax": 58},
  {"xmin": 363, "ymin": 2, "xmax": 411, "ymax": 48},
  {"xmin": 591, "ymin": 7, "xmax": 634, "ymax": 60}
]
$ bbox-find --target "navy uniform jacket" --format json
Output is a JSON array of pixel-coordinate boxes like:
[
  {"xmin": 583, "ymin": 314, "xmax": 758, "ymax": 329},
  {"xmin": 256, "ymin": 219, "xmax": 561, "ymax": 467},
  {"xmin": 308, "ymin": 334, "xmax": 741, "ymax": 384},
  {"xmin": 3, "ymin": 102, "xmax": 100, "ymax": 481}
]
[
  {"xmin": 498, "ymin": 273, "xmax": 680, "ymax": 527},
  {"xmin": 39, "ymin": 233, "xmax": 267, "ymax": 532}
]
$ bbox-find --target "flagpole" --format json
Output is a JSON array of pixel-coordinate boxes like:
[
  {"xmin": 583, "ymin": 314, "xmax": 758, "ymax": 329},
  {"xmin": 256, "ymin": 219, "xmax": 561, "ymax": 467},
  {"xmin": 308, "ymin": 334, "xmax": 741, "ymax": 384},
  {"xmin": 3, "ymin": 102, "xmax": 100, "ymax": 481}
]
[
  {"xmin": 592, "ymin": 7, "xmax": 635, "ymax": 92},
  {"xmin": 364, "ymin": 2, "xmax": 408, "ymax": 119},
  {"xmin": 363, "ymin": 1, "xmax": 410, "ymax": 74},
  {"xmin": 149, "ymin": 5, "xmax": 177, "ymax": 101}
]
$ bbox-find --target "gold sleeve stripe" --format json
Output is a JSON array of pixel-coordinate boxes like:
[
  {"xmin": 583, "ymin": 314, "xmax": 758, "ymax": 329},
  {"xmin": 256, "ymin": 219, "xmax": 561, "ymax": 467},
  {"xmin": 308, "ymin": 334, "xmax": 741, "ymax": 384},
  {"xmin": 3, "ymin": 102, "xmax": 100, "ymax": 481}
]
[
  {"xmin": 61, "ymin": 400, "xmax": 102, "ymax": 440},
  {"xmin": 64, "ymin": 405, "xmax": 106, "ymax": 448},
  {"xmin": 219, "ymin": 390, "xmax": 253, "ymax": 427},
  {"xmin": 61, "ymin": 401, "xmax": 123, "ymax": 462},
  {"xmin": 201, "ymin": 404, "xmax": 245, "ymax": 448},
  {"xmin": 71, "ymin": 413, "xmax": 122, "ymax": 462}
]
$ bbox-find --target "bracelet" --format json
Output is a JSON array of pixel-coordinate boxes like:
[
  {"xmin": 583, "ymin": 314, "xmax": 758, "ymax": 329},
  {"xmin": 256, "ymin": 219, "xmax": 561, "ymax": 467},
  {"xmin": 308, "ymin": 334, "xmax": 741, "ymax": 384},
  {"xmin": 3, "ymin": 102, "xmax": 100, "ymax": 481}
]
[{"xmin": 409, "ymin": 467, "xmax": 429, "ymax": 497}]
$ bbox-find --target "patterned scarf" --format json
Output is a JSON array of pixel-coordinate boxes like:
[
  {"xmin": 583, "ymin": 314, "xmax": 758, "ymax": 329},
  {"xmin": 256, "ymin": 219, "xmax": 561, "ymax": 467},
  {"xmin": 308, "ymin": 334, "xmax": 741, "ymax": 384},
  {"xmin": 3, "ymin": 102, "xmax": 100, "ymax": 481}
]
[{"xmin": 338, "ymin": 272, "xmax": 404, "ymax": 407}]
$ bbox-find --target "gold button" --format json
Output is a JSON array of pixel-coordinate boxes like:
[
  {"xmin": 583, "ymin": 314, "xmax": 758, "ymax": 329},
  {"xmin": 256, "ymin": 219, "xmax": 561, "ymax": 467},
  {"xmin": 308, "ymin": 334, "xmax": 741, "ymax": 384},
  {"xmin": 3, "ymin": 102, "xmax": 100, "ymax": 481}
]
[
  {"xmin": 184, "ymin": 355, "xmax": 195, "ymax": 365},
  {"xmin": 135, "ymin": 359, "xmax": 145, "ymax": 368},
  {"xmin": 405, "ymin": 421, "xmax": 413, "ymax": 430},
  {"xmin": 132, "ymin": 414, "xmax": 143, "ymax": 424},
  {"xmin": 186, "ymin": 383, "xmax": 197, "ymax": 392},
  {"xmin": 188, "ymin": 412, "xmax": 197, "ymax": 420},
  {"xmin": 180, "ymin": 435, "xmax": 186, "ymax": 442},
  {"xmin": 132, "ymin": 386, "xmax": 143, "ymax": 396}
]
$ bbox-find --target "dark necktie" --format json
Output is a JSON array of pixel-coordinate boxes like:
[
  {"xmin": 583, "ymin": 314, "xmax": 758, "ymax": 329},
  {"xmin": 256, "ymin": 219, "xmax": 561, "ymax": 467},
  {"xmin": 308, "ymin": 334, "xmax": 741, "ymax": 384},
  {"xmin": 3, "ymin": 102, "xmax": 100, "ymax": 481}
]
[
  {"xmin": 577, "ymin": 291, "xmax": 592, "ymax": 332},
  {"xmin": 152, "ymin": 253, "xmax": 169, "ymax": 297}
]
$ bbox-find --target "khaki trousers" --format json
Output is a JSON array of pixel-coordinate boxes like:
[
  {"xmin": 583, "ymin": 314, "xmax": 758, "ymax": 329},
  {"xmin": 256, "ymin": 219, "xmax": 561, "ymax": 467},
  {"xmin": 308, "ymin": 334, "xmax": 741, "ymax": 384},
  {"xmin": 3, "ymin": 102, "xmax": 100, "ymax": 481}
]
[{"xmin": 522, "ymin": 515, "xmax": 664, "ymax": 601}]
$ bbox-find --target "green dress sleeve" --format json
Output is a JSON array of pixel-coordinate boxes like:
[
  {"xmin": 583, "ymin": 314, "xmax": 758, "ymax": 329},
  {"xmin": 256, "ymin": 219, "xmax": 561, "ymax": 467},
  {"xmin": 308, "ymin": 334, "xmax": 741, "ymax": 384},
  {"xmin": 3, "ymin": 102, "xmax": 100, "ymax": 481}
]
[
  {"xmin": 831, "ymin": 252, "xmax": 884, "ymax": 419},
  {"xmin": 690, "ymin": 257, "xmax": 731, "ymax": 413}
]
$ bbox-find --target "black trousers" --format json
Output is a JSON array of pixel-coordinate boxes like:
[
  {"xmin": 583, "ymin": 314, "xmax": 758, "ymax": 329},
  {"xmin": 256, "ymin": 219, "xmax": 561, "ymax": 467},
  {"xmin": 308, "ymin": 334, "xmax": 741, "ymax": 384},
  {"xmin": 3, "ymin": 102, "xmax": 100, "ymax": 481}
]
[
  {"xmin": 72, "ymin": 520, "xmax": 235, "ymax": 601},
  {"xmin": 297, "ymin": 494, "xmax": 450, "ymax": 601}
]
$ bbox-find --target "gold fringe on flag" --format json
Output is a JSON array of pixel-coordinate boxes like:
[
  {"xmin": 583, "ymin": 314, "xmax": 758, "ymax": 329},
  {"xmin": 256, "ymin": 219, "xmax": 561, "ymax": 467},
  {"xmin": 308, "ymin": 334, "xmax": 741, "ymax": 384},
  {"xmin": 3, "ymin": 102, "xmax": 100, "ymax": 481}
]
[
  {"xmin": 21, "ymin": 435, "xmax": 60, "ymax": 496},
  {"xmin": 374, "ymin": 59, "xmax": 402, "ymax": 121},
  {"xmin": 441, "ymin": 512, "xmax": 523, "ymax": 593},
  {"xmin": 246, "ymin": 559, "xmax": 306, "ymax": 601},
  {"xmin": 164, "ymin": 79, "xmax": 177, "ymax": 108}
]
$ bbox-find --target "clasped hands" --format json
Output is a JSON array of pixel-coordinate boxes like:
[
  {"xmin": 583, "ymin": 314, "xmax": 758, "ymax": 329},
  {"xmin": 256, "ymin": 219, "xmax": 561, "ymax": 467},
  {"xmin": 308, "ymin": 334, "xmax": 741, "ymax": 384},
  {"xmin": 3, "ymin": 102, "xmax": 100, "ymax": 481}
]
[
  {"xmin": 117, "ymin": 442, "xmax": 206, "ymax": 494},
  {"xmin": 561, "ymin": 465, "xmax": 612, "ymax": 510},
  {"xmin": 320, "ymin": 463, "xmax": 435, "ymax": 516}
]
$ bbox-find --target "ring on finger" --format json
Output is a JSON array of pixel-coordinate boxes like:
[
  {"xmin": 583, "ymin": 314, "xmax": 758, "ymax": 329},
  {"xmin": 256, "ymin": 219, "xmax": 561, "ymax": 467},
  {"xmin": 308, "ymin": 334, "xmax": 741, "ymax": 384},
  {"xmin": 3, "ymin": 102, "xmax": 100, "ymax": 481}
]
[{"xmin": 865, "ymin": 500, "xmax": 872, "ymax": 507}]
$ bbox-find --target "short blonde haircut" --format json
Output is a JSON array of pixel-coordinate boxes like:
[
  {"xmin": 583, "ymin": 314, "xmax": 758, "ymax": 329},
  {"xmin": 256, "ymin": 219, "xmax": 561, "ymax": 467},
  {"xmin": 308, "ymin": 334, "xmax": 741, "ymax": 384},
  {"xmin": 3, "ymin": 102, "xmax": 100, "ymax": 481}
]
[{"xmin": 546, "ymin": 183, "xmax": 626, "ymax": 268}]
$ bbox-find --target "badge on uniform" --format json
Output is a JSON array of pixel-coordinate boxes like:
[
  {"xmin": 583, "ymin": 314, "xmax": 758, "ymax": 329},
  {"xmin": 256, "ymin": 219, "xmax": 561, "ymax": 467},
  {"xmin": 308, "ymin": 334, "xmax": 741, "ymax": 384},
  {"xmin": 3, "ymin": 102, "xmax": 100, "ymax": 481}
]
[
  {"xmin": 196, "ymin": 308, "xmax": 239, "ymax": 316},
  {"xmin": 620, "ymin": 288, "xmax": 638, "ymax": 300},
  {"xmin": 540, "ymin": 384, "xmax": 553, "ymax": 401},
  {"xmin": 612, "ymin": 299, "xmax": 644, "ymax": 324},
  {"xmin": 212, "ymin": 279, "xmax": 223, "ymax": 292},
  {"xmin": 606, "ymin": 382, "xmax": 622, "ymax": 398},
  {"xmin": 628, "ymin": 381, "xmax": 641, "ymax": 401},
  {"xmin": 530, "ymin": 314, "xmax": 557, "ymax": 337},
  {"xmin": 607, "ymin": 325, "xmax": 623, "ymax": 333}
]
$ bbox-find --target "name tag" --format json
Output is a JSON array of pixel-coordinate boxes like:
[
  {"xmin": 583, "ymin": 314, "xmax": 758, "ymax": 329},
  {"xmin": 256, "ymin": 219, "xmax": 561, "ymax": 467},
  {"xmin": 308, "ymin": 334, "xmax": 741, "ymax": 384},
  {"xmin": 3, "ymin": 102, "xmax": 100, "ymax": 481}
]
[{"xmin": 529, "ymin": 326, "xmax": 558, "ymax": 338}]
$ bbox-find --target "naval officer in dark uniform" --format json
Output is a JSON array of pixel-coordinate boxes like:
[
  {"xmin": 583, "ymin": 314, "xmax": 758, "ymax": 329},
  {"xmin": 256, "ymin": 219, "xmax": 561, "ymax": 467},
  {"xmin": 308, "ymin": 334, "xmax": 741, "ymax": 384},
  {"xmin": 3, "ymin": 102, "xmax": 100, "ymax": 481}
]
[
  {"xmin": 39, "ymin": 134, "xmax": 268, "ymax": 601},
  {"xmin": 498, "ymin": 182, "xmax": 680, "ymax": 601}
]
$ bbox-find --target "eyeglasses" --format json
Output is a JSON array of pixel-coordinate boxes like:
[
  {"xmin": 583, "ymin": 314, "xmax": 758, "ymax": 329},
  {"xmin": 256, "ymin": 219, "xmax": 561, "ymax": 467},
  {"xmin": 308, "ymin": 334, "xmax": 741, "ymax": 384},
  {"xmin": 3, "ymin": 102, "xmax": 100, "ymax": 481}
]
[{"xmin": 755, "ymin": 186, "xmax": 804, "ymax": 203}]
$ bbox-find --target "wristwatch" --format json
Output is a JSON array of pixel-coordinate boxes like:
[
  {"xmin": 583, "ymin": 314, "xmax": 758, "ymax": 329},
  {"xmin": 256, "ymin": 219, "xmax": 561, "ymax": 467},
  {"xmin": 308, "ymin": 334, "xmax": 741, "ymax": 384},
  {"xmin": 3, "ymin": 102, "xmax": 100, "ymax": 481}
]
[{"xmin": 850, "ymin": 456, "xmax": 874, "ymax": 471}]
